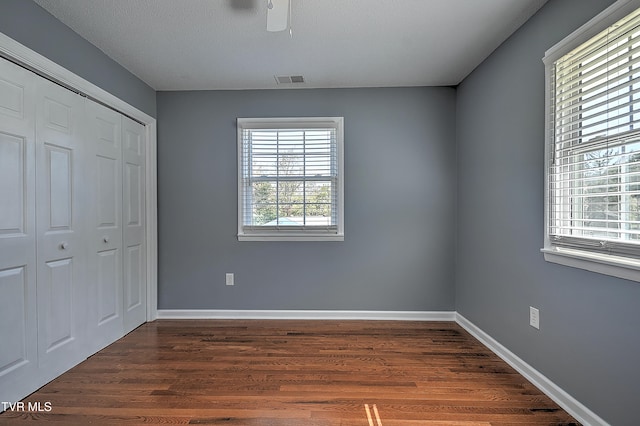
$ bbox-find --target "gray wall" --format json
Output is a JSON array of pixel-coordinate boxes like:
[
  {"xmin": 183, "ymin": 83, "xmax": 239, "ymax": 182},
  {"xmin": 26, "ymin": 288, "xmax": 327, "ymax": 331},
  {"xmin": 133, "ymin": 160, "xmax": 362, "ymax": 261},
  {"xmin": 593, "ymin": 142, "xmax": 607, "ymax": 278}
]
[
  {"xmin": 456, "ymin": 0, "xmax": 640, "ymax": 424},
  {"xmin": 0, "ymin": 0, "xmax": 156, "ymax": 117},
  {"xmin": 157, "ymin": 87, "xmax": 456, "ymax": 311},
  {"xmin": 4, "ymin": 0, "xmax": 635, "ymax": 421}
]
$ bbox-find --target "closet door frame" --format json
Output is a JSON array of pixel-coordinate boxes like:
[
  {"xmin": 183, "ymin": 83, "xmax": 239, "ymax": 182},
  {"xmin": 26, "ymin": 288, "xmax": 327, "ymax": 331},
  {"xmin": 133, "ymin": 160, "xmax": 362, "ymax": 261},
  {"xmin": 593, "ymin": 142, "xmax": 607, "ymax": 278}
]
[{"xmin": 0, "ymin": 32, "xmax": 158, "ymax": 322}]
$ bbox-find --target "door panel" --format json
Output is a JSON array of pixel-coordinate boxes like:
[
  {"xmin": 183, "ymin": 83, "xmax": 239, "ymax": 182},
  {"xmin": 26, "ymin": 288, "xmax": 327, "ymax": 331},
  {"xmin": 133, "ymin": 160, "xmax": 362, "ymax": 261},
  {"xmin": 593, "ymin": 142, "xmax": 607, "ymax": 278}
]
[
  {"xmin": 85, "ymin": 100, "xmax": 123, "ymax": 352},
  {"xmin": 0, "ymin": 132, "xmax": 26, "ymax": 235},
  {"xmin": 0, "ymin": 267, "xmax": 28, "ymax": 374},
  {"xmin": 122, "ymin": 117, "xmax": 146, "ymax": 333},
  {"xmin": 125, "ymin": 244, "xmax": 143, "ymax": 310},
  {"xmin": 46, "ymin": 145, "xmax": 72, "ymax": 229},
  {"xmin": 97, "ymin": 249, "xmax": 119, "ymax": 324},
  {"xmin": 44, "ymin": 97, "xmax": 72, "ymax": 133},
  {"xmin": 0, "ymin": 71, "xmax": 26, "ymax": 119},
  {"xmin": 97, "ymin": 155, "xmax": 118, "ymax": 226},
  {"xmin": 0, "ymin": 57, "xmax": 37, "ymax": 404},
  {"xmin": 125, "ymin": 162, "xmax": 142, "ymax": 226},
  {"xmin": 42, "ymin": 258, "xmax": 74, "ymax": 351},
  {"xmin": 35, "ymin": 78, "xmax": 86, "ymax": 376}
]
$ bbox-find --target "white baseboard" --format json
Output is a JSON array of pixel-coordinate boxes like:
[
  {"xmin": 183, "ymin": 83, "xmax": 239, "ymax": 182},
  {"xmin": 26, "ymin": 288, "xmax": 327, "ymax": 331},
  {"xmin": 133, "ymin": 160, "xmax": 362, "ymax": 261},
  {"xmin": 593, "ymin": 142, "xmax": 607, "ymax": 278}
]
[
  {"xmin": 156, "ymin": 309, "xmax": 456, "ymax": 321},
  {"xmin": 455, "ymin": 313, "xmax": 609, "ymax": 426}
]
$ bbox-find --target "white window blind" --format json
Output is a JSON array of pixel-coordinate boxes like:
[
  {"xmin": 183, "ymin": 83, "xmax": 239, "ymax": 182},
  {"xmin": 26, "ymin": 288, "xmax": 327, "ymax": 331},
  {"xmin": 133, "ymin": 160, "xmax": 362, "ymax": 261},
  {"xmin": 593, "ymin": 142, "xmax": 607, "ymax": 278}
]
[
  {"xmin": 237, "ymin": 117, "xmax": 344, "ymax": 241},
  {"xmin": 548, "ymin": 6, "xmax": 640, "ymax": 257}
]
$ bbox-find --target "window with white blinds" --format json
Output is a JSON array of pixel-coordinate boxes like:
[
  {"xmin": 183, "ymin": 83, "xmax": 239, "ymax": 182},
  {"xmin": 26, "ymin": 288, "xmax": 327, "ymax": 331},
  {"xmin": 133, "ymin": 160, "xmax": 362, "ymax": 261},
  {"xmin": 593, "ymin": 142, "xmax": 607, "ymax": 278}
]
[
  {"xmin": 547, "ymin": 5, "xmax": 640, "ymax": 258},
  {"xmin": 237, "ymin": 117, "xmax": 344, "ymax": 241}
]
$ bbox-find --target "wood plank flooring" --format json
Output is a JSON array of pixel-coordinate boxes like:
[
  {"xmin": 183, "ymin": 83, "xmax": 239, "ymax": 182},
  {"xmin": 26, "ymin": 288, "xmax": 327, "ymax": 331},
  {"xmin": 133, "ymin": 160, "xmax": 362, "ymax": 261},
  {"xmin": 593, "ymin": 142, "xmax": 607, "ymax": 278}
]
[{"xmin": 0, "ymin": 320, "xmax": 580, "ymax": 425}]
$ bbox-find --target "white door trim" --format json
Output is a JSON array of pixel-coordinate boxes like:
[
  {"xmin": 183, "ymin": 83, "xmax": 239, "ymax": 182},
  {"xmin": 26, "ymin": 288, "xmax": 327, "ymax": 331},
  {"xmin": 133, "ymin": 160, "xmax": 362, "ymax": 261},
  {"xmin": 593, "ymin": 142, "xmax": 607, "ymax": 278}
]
[{"xmin": 0, "ymin": 31, "xmax": 158, "ymax": 321}]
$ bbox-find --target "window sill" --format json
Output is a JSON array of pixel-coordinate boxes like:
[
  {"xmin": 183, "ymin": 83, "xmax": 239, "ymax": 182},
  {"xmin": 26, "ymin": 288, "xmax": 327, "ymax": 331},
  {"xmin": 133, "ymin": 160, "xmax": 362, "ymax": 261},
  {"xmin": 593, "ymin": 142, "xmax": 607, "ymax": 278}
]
[
  {"xmin": 238, "ymin": 233, "xmax": 344, "ymax": 242},
  {"xmin": 541, "ymin": 246, "xmax": 640, "ymax": 283}
]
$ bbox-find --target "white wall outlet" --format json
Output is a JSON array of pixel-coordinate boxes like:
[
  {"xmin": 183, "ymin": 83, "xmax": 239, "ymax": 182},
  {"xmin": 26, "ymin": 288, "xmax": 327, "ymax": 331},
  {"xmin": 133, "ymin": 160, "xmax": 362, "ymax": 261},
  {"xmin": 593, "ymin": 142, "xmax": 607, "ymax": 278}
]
[
  {"xmin": 225, "ymin": 273, "xmax": 234, "ymax": 286},
  {"xmin": 529, "ymin": 306, "xmax": 540, "ymax": 330}
]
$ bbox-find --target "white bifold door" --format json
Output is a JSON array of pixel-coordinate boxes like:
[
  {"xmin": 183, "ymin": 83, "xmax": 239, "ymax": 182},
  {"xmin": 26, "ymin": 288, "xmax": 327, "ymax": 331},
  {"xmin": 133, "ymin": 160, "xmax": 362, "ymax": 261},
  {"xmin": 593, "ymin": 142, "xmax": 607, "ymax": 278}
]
[
  {"xmin": 86, "ymin": 101, "xmax": 124, "ymax": 353},
  {"xmin": 122, "ymin": 116, "xmax": 146, "ymax": 334},
  {"xmin": 0, "ymin": 55, "xmax": 39, "ymax": 406},
  {"xmin": 35, "ymin": 76, "xmax": 87, "ymax": 381},
  {"xmin": 85, "ymin": 102, "xmax": 147, "ymax": 351},
  {"xmin": 0, "ymin": 56, "xmax": 147, "ymax": 405}
]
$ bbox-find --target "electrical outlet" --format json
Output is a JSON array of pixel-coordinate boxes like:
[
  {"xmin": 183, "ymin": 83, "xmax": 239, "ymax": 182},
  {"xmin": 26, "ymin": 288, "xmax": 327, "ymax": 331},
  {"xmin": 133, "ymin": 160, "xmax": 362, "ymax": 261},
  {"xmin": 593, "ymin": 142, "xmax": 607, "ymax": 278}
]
[
  {"xmin": 529, "ymin": 306, "xmax": 540, "ymax": 330},
  {"xmin": 225, "ymin": 273, "xmax": 234, "ymax": 286}
]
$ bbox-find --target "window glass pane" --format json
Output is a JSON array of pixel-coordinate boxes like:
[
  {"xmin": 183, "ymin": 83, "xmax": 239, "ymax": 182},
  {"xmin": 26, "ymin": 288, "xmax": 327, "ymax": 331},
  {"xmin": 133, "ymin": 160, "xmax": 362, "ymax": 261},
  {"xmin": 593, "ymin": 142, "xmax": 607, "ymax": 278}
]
[
  {"xmin": 251, "ymin": 181, "xmax": 276, "ymax": 225},
  {"xmin": 245, "ymin": 128, "xmax": 335, "ymax": 227},
  {"xmin": 238, "ymin": 118, "xmax": 343, "ymax": 239},
  {"xmin": 278, "ymin": 154, "xmax": 304, "ymax": 176},
  {"xmin": 305, "ymin": 181, "xmax": 333, "ymax": 225},
  {"xmin": 549, "ymin": 7, "xmax": 640, "ymax": 253},
  {"xmin": 277, "ymin": 180, "xmax": 304, "ymax": 221}
]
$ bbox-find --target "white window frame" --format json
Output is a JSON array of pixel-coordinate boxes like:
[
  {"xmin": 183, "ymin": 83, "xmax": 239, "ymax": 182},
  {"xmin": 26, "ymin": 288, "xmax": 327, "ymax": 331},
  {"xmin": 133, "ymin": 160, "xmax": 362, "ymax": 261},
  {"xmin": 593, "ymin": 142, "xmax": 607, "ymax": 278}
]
[
  {"xmin": 542, "ymin": 0, "xmax": 640, "ymax": 282},
  {"xmin": 237, "ymin": 117, "xmax": 344, "ymax": 241}
]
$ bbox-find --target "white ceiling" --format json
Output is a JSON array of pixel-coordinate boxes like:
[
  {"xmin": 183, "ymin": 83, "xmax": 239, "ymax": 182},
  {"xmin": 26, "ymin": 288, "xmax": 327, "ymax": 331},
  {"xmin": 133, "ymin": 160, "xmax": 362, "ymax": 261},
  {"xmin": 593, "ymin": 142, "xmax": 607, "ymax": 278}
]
[{"xmin": 33, "ymin": 0, "xmax": 548, "ymax": 91}]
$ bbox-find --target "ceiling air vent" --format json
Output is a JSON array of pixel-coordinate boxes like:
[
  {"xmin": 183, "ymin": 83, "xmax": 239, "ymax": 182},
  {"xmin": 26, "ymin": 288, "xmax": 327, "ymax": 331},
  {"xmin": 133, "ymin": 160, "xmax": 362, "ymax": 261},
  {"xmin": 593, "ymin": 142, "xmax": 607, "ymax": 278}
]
[{"xmin": 275, "ymin": 75, "xmax": 305, "ymax": 84}]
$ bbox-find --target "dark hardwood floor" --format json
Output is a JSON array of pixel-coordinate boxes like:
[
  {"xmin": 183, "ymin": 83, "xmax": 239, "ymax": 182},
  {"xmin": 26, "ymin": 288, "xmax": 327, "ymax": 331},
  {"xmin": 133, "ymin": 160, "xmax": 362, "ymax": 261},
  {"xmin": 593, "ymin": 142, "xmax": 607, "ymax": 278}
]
[{"xmin": 0, "ymin": 320, "xmax": 579, "ymax": 425}]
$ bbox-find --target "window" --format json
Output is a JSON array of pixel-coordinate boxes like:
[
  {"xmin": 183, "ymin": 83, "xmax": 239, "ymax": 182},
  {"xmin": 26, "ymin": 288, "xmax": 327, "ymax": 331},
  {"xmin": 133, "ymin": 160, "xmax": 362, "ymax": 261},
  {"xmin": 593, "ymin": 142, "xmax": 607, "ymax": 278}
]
[
  {"xmin": 237, "ymin": 117, "xmax": 344, "ymax": 241},
  {"xmin": 543, "ymin": 0, "xmax": 640, "ymax": 280}
]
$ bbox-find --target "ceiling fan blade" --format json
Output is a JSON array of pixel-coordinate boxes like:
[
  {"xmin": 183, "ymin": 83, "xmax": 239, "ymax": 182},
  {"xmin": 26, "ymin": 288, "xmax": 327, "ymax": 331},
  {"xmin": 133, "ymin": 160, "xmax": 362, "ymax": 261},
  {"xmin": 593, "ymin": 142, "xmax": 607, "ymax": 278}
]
[{"xmin": 266, "ymin": 0, "xmax": 289, "ymax": 32}]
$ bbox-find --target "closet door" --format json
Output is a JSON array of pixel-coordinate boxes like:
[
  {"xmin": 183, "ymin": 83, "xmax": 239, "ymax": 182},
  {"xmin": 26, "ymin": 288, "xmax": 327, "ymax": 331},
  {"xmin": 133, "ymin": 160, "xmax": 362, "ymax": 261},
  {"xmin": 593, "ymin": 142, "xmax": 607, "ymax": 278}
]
[
  {"xmin": 35, "ymin": 78, "xmax": 87, "ymax": 377},
  {"xmin": 122, "ymin": 117, "xmax": 147, "ymax": 333},
  {"xmin": 86, "ymin": 100, "xmax": 124, "ymax": 353},
  {"xmin": 0, "ymin": 58, "xmax": 38, "ymax": 403}
]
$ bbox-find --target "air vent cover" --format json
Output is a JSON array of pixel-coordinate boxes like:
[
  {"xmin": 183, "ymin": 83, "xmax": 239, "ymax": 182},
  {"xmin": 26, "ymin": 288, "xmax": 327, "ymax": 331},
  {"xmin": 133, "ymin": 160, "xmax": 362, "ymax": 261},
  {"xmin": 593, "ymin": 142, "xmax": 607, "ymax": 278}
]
[{"xmin": 275, "ymin": 75, "xmax": 305, "ymax": 84}]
